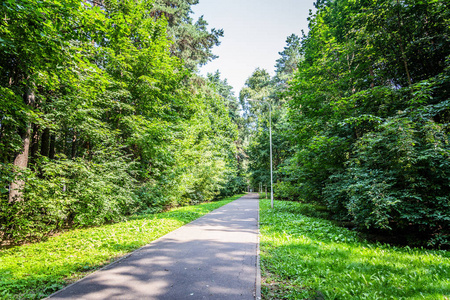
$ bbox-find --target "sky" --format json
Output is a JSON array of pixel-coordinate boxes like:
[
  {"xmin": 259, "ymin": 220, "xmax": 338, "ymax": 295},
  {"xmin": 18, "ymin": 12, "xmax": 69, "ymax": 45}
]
[{"xmin": 191, "ymin": 0, "xmax": 316, "ymax": 96}]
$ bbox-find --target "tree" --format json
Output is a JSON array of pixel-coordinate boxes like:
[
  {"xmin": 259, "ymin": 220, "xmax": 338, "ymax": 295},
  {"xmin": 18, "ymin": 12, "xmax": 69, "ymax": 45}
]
[
  {"xmin": 151, "ymin": 0, "xmax": 224, "ymax": 69},
  {"xmin": 238, "ymin": 66, "xmax": 294, "ymax": 194},
  {"xmin": 0, "ymin": 0, "xmax": 243, "ymax": 244},
  {"xmin": 274, "ymin": 34, "xmax": 302, "ymax": 90},
  {"xmin": 206, "ymin": 71, "xmax": 247, "ymax": 195},
  {"xmin": 285, "ymin": 0, "xmax": 450, "ymax": 246},
  {"xmin": 0, "ymin": 0, "xmax": 105, "ymax": 201}
]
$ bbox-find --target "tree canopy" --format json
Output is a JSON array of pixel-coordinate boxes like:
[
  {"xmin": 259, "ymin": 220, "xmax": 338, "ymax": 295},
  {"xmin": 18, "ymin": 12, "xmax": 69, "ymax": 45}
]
[
  {"xmin": 0, "ymin": 0, "xmax": 244, "ymax": 244},
  {"xmin": 241, "ymin": 0, "xmax": 450, "ymax": 247}
]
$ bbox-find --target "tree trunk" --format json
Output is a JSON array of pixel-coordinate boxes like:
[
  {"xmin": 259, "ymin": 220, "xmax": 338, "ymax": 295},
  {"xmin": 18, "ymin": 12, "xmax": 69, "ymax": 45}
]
[
  {"xmin": 397, "ymin": 37, "xmax": 412, "ymax": 86},
  {"xmin": 71, "ymin": 132, "xmax": 77, "ymax": 159},
  {"xmin": 40, "ymin": 127, "xmax": 50, "ymax": 157},
  {"xmin": 9, "ymin": 89, "xmax": 34, "ymax": 202},
  {"xmin": 395, "ymin": 0, "xmax": 412, "ymax": 86},
  {"xmin": 30, "ymin": 124, "xmax": 40, "ymax": 164},
  {"xmin": 49, "ymin": 134, "xmax": 56, "ymax": 159},
  {"xmin": 369, "ymin": 65, "xmax": 375, "ymax": 88}
]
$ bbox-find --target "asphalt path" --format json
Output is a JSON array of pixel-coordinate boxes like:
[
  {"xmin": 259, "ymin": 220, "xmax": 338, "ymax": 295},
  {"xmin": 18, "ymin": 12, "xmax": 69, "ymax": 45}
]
[{"xmin": 47, "ymin": 193, "xmax": 260, "ymax": 300}]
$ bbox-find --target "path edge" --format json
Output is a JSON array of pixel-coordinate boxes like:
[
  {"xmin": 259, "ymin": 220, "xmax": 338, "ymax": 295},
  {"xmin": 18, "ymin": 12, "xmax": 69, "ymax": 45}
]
[{"xmin": 256, "ymin": 194, "xmax": 262, "ymax": 300}]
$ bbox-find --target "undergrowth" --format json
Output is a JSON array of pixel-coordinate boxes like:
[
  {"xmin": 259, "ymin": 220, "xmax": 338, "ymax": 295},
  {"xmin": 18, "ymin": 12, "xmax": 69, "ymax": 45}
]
[
  {"xmin": 0, "ymin": 194, "xmax": 243, "ymax": 299},
  {"xmin": 259, "ymin": 198, "xmax": 450, "ymax": 300}
]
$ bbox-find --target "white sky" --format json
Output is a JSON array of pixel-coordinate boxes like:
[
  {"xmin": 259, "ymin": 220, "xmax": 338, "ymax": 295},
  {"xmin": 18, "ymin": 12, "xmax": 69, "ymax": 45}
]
[{"xmin": 192, "ymin": 0, "xmax": 316, "ymax": 96}]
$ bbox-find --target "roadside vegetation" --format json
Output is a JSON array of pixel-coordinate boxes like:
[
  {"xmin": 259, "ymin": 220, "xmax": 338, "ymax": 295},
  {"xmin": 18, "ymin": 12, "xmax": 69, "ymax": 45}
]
[
  {"xmin": 243, "ymin": 0, "xmax": 449, "ymax": 248},
  {"xmin": 1, "ymin": 0, "xmax": 246, "ymax": 246},
  {"xmin": 259, "ymin": 198, "xmax": 450, "ymax": 300},
  {"xmin": 0, "ymin": 194, "xmax": 243, "ymax": 300}
]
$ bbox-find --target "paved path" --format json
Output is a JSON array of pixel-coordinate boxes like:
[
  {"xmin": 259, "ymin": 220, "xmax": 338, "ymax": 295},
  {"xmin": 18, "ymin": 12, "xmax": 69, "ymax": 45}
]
[{"xmin": 48, "ymin": 193, "xmax": 260, "ymax": 300}]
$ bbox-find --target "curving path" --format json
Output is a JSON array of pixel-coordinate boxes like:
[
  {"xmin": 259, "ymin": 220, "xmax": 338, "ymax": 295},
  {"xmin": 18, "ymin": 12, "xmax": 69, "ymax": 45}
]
[{"xmin": 47, "ymin": 193, "xmax": 260, "ymax": 300}]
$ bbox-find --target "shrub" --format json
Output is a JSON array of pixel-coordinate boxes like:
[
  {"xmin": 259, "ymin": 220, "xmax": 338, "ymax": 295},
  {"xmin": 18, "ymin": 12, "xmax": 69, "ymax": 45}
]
[
  {"xmin": 0, "ymin": 152, "xmax": 139, "ymax": 244},
  {"xmin": 273, "ymin": 181, "xmax": 300, "ymax": 201},
  {"xmin": 324, "ymin": 117, "xmax": 450, "ymax": 247}
]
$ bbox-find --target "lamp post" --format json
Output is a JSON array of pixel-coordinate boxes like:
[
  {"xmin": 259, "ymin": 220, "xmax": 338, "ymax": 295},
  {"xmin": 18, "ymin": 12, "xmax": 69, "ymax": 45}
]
[{"xmin": 248, "ymin": 99, "xmax": 274, "ymax": 209}]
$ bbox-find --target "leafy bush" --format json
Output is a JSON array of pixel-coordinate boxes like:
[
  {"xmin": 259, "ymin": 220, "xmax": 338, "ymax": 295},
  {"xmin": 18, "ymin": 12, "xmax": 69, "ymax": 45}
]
[
  {"xmin": 0, "ymin": 152, "xmax": 139, "ymax": 244},
  {"xmin": 135, "ymin": 181, "xmax": 173, "ymax": 214},
  {"xmin": 285, "ymin": 135, "xmax": 349, "ymax": 204},
  {"xmin": 219, "ymin": 174, "xmax": 247, "ymax": 197},
  {"xmin": 1, "ymin": 146, "xmax": 245, "ymax": 244},
  {"xmin": 273, "ymin": 181, "xmax": 300, "ymax": 201},
  {"xmin": 324, "ymin": 117, "xmax": 450, "ymax": 247}
]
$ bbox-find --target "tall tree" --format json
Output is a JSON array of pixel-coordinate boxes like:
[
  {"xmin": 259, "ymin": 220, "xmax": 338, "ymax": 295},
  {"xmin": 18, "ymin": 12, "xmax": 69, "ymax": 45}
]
[
  {"xmin": 285, "ymin": 0, "xmax": 450, "ymax": 246},
  {"xmin": 239, "ymin": 66, "xmax": 294, "ymax": 193},
  {"xmin": 0, "ymin": 0, "xmax": 242, "ymax": 244},
  {"xmin": 274, "ymin": 34, "xmax": 302, "ymax": 89},
  {"xmin": 0, "ymin": 0, "xmax": 104, "ymax": 201},
  {"xmin": 151, "ymin": 0, "xmax": 223, "ymax": 69}
]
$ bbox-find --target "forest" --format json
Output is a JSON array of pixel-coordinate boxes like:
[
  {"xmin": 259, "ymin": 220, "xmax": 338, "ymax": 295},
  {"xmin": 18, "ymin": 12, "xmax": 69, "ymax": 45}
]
[
  {"xmin": 0, "ymin": 0, "xmax": 245, "ymax": 244},
  {"xmin": 1, "ymin": 0, "xmax": 449, "ymax": 251},
  {"xmin": 242, "ymin": 0, "xmax": 449, "ymax": 248}
]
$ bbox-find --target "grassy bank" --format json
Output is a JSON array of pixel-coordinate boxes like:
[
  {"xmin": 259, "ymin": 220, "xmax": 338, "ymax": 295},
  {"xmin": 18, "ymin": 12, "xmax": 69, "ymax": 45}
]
[
  {"xmin": 0, "ymin": 194, "xmax": 244, "ymax": 299},
  {"xmin": 259, "ymin": 199, "xmax": 450, "ymax": 300}
]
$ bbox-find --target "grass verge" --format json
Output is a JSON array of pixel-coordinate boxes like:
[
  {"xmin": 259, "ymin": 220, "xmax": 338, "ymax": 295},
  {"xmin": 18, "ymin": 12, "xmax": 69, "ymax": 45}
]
[
  {"xmin": 259, "ymin": 198, "xmax": 450, "ymax": 300},
  {"xmin": 0, "ymin": 194, "xmax": 244, "ymax": 299}
]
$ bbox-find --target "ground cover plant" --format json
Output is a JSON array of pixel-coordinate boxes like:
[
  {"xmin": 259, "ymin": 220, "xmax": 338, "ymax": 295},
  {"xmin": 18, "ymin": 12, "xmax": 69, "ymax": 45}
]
[
  {"xmin": 0, "ymin": 194, "xmax": 243, "ymax": 300},
  {"xmin": 259, "ymin": 198, "xmax": 450, "ymax": 300}
]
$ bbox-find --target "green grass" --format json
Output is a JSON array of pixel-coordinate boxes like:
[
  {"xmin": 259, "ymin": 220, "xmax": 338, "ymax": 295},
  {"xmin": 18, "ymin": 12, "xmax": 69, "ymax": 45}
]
[
  {"xmin": 259, "ymin": 199, "xmax": 450, "ymax": 300},
  {"xmin": 0, "ymin": 194, "xmax": 244, "ymax": 299}
]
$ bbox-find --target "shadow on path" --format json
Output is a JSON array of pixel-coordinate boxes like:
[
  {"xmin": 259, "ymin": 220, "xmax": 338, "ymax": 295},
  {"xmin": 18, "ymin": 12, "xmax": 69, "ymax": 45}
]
[{"xmin": 48, "ymin": 193, "xmax": 260, "ymax": 300}]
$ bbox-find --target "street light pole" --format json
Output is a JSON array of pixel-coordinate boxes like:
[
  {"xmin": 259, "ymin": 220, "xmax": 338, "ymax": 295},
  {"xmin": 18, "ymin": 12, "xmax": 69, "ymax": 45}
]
[
  {"xmin": 248, "ymin": 99, "xmax": 274, "ymax": 209},
  {"xmin": 269, "ymin": 103, "xmax": 273, "ymax": 209}
]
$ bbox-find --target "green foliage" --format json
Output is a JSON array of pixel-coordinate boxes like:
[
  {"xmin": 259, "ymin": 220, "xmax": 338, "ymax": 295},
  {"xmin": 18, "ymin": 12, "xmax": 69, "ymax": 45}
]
[
  {"xmin": 0, "ymin": 151, "xmax": 138, "ymax": 243},
  {"xmin": 239, "ymin": 66, "xmax": 295, "ymax": 193},
  {"xmin": 207, "ymin": 71, "xmax": 240, "ymax": 121},
  {"xmin": 219, "ymin": 173, "xmax": 247, "ymax": 197},
  {"xmin": 260, "ymin": 199, "xmax": 450, "ymax": 300},
  {"xmin": 151, "ymin": 0, "xmax": 224, "ymax": 70},
  {"xmin": 0, "ymin": 195, "xmax": 243, "ymax": 299},
  {"xmin": 135, "ymin": 180, "xmax": 174, "ymax": 214},
  {"xmin": 273, "ymin": 181, "xmax": 300, "ymax": 201},
  {"xmin": 0, "ymin": 0, "xmax": 243, "ymax": 244},
  {"xmin": 274, "ymin": 34, "xmax": 302, "ymax": 93},
  {"xmin": 325, "ymin": 117, "xmax": 450, "ymax": 245},
  {"xmin": 283, "ymin": 0, "xmax": 450, "ymax": 246}
]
